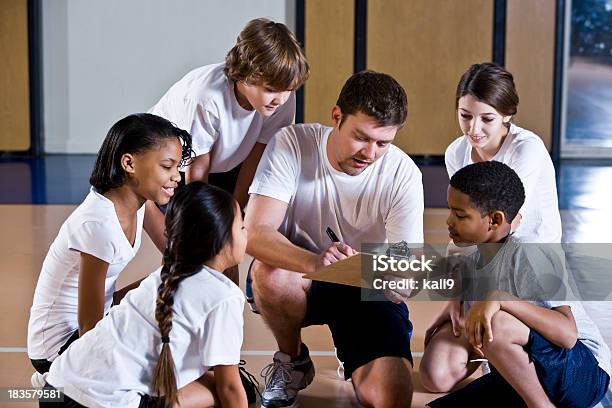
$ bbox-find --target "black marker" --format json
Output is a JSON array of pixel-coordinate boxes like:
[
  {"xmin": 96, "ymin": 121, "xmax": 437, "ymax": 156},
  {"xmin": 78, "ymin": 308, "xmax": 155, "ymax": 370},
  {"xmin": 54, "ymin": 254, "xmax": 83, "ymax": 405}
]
[{"xmin": 326, "ymin": 227, "xmax": 340, "ymax": 243}]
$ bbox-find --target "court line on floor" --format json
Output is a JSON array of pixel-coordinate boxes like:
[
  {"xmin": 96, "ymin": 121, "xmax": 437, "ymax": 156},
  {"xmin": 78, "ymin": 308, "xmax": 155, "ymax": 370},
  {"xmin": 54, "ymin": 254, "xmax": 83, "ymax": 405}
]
[
  {"xmin": 0, "ymin": 347, "xmax": 424, "ymax": 357},
  {"xmin": 0, "ymin": 347, "xmax": 27, "ymax": 352}
]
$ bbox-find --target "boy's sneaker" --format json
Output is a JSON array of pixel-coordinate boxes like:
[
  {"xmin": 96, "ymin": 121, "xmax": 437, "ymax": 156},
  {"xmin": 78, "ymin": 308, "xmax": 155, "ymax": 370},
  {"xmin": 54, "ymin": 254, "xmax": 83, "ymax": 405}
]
[{"xmin": 260, "ymin": 344, "xmax": 315, "ymax": 407}]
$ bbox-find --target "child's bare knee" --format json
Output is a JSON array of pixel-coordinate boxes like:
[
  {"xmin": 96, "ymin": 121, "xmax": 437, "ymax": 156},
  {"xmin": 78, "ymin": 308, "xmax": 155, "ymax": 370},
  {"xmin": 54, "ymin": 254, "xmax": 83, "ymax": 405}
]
[
  {"xmin": 483, "ymin": 311, "xmax": 520, "ymax": 354},
  {"xmin": 419, "ymin": 364, "xmax": 458, "ymax": 393},
  {"xmin": 491, "ymin": 311, "xmax": 517, "ymax": 338}
]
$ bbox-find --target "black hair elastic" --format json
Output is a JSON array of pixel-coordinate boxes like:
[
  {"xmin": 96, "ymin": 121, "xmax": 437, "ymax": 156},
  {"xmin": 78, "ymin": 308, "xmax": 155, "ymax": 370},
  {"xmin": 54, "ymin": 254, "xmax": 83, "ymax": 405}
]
[{"xmin": 161, "ymin": 336, "xmax": 170, "ymax": 344}]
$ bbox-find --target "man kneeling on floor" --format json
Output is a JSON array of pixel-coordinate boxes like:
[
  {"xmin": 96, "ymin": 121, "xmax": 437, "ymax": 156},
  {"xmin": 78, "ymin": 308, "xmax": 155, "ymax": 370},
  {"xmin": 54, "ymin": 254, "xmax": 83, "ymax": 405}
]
[{"xmin": 245, "ymin": 70, "xmax": 424, "ymax": 408}]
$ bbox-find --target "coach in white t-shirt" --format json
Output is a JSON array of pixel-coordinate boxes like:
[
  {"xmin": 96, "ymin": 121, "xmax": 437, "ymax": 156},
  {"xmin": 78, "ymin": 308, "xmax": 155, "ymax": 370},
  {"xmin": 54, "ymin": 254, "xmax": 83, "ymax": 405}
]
[{"xmin": 245, "ymin": 71, "xmax": 424, "ymax": 408}]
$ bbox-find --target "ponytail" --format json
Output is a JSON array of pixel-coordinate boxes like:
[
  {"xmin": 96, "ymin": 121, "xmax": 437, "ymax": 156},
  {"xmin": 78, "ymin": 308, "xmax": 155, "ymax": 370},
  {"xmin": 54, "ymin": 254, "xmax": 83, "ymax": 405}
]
[{"xmin": 152, "ymin": 256, "xmax": 198, "ymax": 405}]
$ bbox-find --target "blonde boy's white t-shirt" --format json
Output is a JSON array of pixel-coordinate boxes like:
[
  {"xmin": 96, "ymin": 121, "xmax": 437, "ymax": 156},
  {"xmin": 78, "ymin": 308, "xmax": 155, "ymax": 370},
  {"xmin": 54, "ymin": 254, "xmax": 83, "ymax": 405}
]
[
  {"xmin": 445, "ymin": 124, "xmax": 562, "ymax": 243},
  {"xmin": 27, "ymin": 187, "xmax": 144, "ymax": 360},
  {"xmin": 149, "ymin": 63, "xmax": 296, "ymax": 173},
  {"xmin": 249, "ymin": 123, "xmax": 424, "ymax": 252},
  {"xmin": 46, "ymin": 266, "xmax": 244, "ymax": 408}
]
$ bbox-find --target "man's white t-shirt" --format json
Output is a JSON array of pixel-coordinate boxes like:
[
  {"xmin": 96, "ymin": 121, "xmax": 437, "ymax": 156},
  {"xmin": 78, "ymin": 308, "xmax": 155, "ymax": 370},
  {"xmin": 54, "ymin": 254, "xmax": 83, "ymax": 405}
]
[
  {"xmin": 27, "ymin": 187, "xmax": 145, "ymax": 361},
  {"xmin": 445, "ymin": 124, "xmax": 562, "ymax": 243},
  {"xmin": 46, "ymin": 266, "xmax": 244, "ymax": 408},
  {"xmin": 149, "ymin": 63, "xmax": 296, "ymax": 173},
  {"xmin": 249, "ymin": 123, "xmax": 424, "ymax": 252}
]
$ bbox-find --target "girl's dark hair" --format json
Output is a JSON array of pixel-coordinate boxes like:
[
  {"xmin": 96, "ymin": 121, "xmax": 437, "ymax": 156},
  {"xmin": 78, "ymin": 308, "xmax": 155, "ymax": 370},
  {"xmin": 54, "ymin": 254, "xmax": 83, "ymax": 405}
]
[
  {"xmin": 455, "ymin": 63, "xmax": 519, "ymax": 117},
  {"xmin": 89, "ymin": 113, "xmax": 194, "ymax": 194},
  {"xmin": 151, "ymin": 182, "xmax": 237, "ymax": 405},
  {"xmin": 224, "ymin": 18, "xmax": 309, "ymax": 91},
  {"xmin": 450, "ymin": 161, "xmax": 525, "ymax": 223}
]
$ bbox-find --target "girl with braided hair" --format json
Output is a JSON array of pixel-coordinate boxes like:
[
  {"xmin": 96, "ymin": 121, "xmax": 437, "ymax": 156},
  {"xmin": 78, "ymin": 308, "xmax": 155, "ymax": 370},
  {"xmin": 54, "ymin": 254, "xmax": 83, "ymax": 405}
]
[{"xmin": 42, "ymin": 182, "xmax": 248, "ymax": 408}]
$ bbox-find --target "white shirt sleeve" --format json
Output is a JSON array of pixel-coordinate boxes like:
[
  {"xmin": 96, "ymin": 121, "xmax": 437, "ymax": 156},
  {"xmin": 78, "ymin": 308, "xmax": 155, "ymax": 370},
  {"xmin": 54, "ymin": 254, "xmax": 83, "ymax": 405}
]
[
  {"xmin": 506, "ymin": 138, "xmax": 547, "ymax": 216},
  {"xmin": 444, "ymin": 137, "xmax": 463, "ymax": 178},
  {"xmin": 185, "ymin": 98, "xmax": 220, "ymax": 157},
  {"xmin": 258, "ymin": 92, "xmax": 296, "ymax": 144},
  {"xmin": 385, "ymin": 165, "xmax": 424, "ymax": 244},
  {"xmin": 200, "ymin": 296, "xmax": 244, "ymax": 367},
  {"xmin": 248, "ymin": 129, "xmax": 299, "ymax": 203},
  {"xmin": 68, "ymin": 221, "xmax": 117, "ymax": 264}
]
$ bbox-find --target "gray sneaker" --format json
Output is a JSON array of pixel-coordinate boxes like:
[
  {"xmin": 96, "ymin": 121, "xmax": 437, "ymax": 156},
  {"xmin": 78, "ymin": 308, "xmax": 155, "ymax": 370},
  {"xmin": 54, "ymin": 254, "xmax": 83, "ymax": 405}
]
[{"xmin": 260, "ymin": 345, "xmax": 315, "ymax": 408}]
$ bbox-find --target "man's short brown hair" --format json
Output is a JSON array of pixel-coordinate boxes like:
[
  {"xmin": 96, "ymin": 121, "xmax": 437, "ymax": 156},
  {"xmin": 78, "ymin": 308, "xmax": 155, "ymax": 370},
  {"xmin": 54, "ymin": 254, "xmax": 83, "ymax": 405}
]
[{"xmin": 337, "ymin": 70, "xmax": 408, "ymax": 128}]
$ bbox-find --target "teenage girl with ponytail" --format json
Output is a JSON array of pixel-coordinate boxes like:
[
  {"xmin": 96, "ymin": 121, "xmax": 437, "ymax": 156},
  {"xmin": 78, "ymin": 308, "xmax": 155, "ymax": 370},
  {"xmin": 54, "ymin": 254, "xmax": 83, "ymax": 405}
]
[{"xmin": 42, "ymin": 182, "xmax": 248, "ymax": 408}]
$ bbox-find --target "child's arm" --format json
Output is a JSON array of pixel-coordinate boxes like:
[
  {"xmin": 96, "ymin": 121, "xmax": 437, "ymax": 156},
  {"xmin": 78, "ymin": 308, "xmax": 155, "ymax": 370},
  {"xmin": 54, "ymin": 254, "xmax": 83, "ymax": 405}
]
[
  {"xmin": 77, "ymin": 253, "xmax": 109, "ymax": 335},
  {"xmin": 233, "ymin": 142, "xmax": 266, "ymax": 209},
  {"xmin": 466, "ymin": 294, "xmax": 577, "ymax": 350},
  {"xmin": 185, "ymin": 153, "xmax": 211, "ymax": 184},
  {"xmin": 213, "ymin": 365, "xmax": 248, "ymax": 408},
  {"xmin": 499, "ymin": 299, "xmax": 578, "ymax": 349}
]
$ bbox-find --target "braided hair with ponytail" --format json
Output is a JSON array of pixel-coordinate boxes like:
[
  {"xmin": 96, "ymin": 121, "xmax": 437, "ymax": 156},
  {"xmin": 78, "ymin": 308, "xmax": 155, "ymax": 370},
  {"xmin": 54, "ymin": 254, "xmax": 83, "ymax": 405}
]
[{"xmin": 151, "ymin": 182, "xmax": 237, "ymax": 405}]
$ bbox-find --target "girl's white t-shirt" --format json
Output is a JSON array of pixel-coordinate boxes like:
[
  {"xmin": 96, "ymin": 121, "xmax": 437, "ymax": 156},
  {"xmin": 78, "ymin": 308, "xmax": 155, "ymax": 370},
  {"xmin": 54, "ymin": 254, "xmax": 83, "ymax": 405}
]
[
  {"xmin": 445, "ymin": 124, "xmax": 562, "ymax": 243},
  {"xmin": 249, "ymin": 123, "xmax": 424, "ymax": 251},
  {"xmin": 27, "ymin": 187, "xmax": 144, "ymax": 360},
  {"xmin": 149, "ymin": 63, "xmax": 296, "ymax": 173},
  {"xmin": 46, "ymin": 266, "xmax": 244, "ymax": 408}
]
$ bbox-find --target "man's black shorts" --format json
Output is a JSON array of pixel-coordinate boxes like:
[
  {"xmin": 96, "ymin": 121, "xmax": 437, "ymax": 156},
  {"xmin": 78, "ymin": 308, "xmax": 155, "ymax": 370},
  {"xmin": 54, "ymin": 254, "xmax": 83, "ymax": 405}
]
[{"xmin": 303, "ymin": 281, "xmax": 413, "ymax": 379}]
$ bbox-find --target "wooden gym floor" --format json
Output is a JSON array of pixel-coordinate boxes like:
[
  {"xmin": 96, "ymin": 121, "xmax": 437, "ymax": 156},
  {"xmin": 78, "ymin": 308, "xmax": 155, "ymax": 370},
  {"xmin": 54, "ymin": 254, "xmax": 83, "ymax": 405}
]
[{"xmin": 0, "ymin": 205, "xmax": 610, "ymax": 407}]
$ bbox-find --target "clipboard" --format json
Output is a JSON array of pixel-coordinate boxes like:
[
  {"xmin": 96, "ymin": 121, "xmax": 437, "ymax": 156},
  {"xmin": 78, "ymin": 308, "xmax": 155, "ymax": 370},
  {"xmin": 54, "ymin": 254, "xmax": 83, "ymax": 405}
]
[{"xmin": 303, "ymin": 253, "xmax": 375, "ymax": 288}]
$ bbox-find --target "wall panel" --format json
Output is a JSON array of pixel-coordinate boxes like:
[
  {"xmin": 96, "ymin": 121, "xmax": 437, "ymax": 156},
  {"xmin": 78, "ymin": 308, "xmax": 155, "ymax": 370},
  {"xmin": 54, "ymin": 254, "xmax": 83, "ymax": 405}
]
[
  {"xmin": 0, "ymin": 0, "xmax": 30, "ymax": 151},
  {"xmin": 367, "ymin": 0, "xmax": 493, "ymax": 155},
  {"xmin": 304, "ymin": 0, "xmax": 354, "ymax": 125},
  {"xmin": 506, "ymin": 0, "xmax": 556, "ymax": 150}
]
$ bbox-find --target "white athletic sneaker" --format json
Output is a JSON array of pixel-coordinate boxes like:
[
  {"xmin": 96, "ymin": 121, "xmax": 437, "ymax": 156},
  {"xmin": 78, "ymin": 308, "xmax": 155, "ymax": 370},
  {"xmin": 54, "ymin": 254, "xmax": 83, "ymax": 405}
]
[
  {"xmin": 31, "ymin": 371, "xmax": 48, "ymax": 388},
  {"xmin": 260, "ymin": 345, "xmax": 315, "ymax": 408}
]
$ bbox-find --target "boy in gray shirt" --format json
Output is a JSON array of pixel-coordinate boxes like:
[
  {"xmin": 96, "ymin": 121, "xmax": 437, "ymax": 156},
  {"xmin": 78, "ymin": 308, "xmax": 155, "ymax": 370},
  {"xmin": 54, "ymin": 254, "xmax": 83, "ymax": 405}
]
[{"xmin": 421, "ymin": 161, "xmax": 610, "ymax": 407}]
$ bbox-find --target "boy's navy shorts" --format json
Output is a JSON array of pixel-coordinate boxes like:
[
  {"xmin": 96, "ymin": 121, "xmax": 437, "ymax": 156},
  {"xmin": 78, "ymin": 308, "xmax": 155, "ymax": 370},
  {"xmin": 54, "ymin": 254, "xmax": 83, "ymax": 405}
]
[
  {"xmin": 429, "ymin": 329, "xmax": 610, "ymax": 408},
  {"xmin": 303, "ymin": 281, "xmax": 413, "ymax": 380}
]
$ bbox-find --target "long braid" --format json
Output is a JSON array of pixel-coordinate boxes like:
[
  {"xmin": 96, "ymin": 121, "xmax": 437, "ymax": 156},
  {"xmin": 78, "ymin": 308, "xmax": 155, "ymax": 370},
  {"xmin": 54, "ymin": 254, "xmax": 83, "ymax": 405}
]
[{"xmin": 152, "ymin": 252, "xmax": 199, "ymax": 404}]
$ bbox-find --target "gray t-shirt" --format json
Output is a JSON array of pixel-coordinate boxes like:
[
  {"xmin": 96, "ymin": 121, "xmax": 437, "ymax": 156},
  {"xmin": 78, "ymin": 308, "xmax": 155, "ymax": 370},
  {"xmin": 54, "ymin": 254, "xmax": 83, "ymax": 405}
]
[{"xmin": 463, "ymin": 236, "xmax": 611, "ymax": 377}]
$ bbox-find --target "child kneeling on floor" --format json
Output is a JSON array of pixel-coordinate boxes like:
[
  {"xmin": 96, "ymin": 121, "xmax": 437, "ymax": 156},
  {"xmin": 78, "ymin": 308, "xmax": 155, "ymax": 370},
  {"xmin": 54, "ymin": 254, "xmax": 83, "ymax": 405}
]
[
  {"xmin": 42, "ymin": 182, "xmax": 248, "ymax": 408},
  {"xmin": 420, "ymin": 161, "xmax": 610, "ymax": 408}
]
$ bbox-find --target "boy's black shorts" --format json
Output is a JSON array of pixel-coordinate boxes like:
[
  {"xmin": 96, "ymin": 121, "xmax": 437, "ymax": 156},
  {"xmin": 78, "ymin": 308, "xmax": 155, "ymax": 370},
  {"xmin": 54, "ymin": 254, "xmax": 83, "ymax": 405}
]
[{"xmin": 303, "ymin": 281, "xmax": 413, "ymax": 379}]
